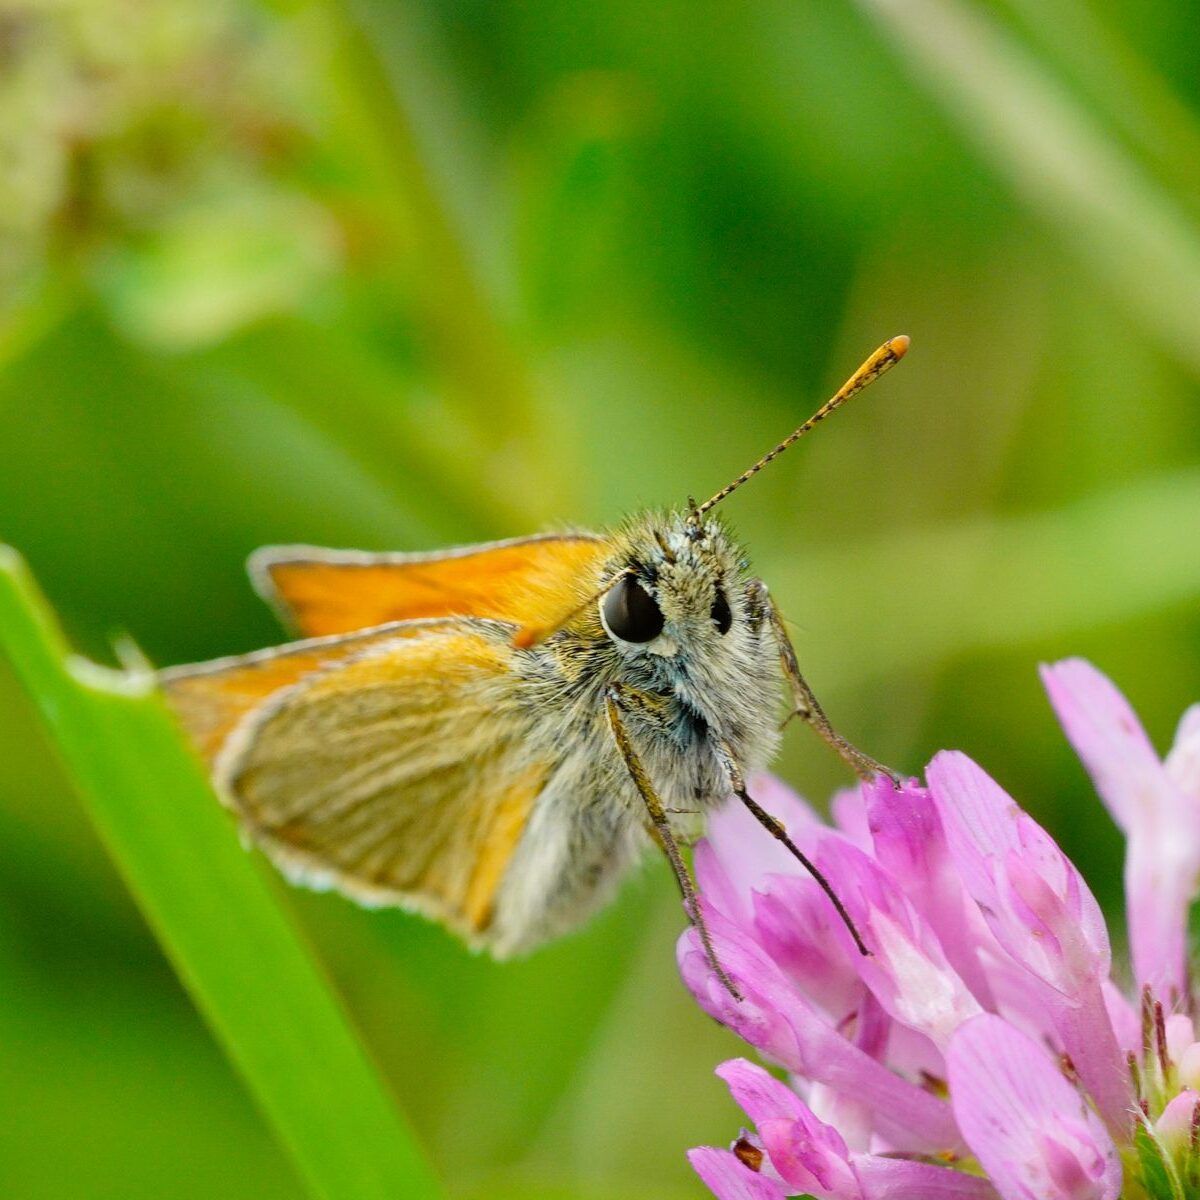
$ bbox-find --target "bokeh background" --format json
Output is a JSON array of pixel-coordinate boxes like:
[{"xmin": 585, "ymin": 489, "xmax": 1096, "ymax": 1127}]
[{"xmin": 2, "ymin": 0, "xmax": 1199, "ymax": 1196}]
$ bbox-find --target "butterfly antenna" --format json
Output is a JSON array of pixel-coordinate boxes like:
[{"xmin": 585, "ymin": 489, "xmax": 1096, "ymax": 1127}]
[{"xmin": 692, "ymin": 335, "xmax": 910, "ymax": 519}]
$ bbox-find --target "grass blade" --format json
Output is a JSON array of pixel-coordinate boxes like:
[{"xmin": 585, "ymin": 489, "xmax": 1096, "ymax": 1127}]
[
  {"xmin": 770, "ymin": 466, "xmax": 1200, "ymax": 688},
  {"xmin": 0, "ymin": 547, "xmax": 443, "ymax": 1200},
  {"xmin": 853, "ymin": 0, "xmax": 1200, "ymax": 376}
]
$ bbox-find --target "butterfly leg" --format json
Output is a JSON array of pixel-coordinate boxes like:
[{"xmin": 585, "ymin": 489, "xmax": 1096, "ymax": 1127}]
[
  {"xmin": 756, "ymin": 582, "xmax": 903, "ymax": 787},
  {"xmin": 604, "ymin": 685, "xmax": 742, "ymax": 1002},
  {"xmin": 711, "ymin": 739, "xmax": 870, "ymax": 957}
]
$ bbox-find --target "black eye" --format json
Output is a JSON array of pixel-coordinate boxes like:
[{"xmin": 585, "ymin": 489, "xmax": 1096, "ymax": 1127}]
[
  {"xmin": 602, "ymin": 575, "xmax": 664, "ymax": 643},
  {"xmin": 711, "ymin": 586, "xmax": 732, "ymax": 635}
]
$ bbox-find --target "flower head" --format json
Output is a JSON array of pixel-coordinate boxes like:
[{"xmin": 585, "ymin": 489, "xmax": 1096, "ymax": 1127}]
[{"xmin": 685, "ymin": 660, "xmax": 1200, "ymax": 1200}]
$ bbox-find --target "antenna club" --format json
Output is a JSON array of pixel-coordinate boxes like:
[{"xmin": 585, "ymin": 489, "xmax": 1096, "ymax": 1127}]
[{"xmin": 693, "ymin": 334, "xmax": 910, "ymax": 516}]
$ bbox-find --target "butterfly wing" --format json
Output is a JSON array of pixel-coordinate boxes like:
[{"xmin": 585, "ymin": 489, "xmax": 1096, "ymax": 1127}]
[
  {"xmin": 249, "ymin": 533, "xmax": 609, "ymax": 637},
  {"xmin": 160, "ymin": 621, "xmax": 447, "ymax": 766},
  {"xmin": 209, "ymin": 621, "xmax": 550, "ymax": 944}
]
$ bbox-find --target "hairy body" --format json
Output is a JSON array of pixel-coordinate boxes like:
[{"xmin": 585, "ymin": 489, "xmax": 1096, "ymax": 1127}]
[{"xmin": 494, "ymin": 514, "xmax": 783, "ymax": 953}]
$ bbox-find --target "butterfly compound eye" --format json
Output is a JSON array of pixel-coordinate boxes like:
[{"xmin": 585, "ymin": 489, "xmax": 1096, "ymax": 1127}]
[
  {"xmin": 711, "ymin": 586, "xmax": 732, "ymax": 635},
  {"xmin": 602, "ymin": 575, "xmax": 664, "ymax": 644}
]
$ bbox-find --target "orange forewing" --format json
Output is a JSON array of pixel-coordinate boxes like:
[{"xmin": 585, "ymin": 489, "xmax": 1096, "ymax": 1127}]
[{"xmin": 251, "ymin": 534, "xmax": 610, "ymax": 638}]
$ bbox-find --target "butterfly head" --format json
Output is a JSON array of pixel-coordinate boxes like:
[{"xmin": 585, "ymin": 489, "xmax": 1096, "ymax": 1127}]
[
  {"xmin": 518, "ymin": 337, "xmax": 909, "ymax": 655},
  {"xmin": 597, "ymin": 511, "xmax": 746, "ymax": 660},
  {"xmin": 589, "ymin": 335, "xmax": 910, "ymax": 661}
]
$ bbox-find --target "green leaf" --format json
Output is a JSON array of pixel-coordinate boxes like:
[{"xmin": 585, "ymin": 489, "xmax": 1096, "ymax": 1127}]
[{"xmin": 0, "ymin": 546, "xmax": 443, "ymax": 1200}]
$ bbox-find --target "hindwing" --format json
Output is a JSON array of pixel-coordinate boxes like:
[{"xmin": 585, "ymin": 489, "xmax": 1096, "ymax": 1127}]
[{"xmin": 171, "ymin": 622, "xmax": 548, "ymax": 941}]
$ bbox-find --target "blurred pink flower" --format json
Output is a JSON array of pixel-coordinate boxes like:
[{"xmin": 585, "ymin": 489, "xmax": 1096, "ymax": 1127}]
[{"xmin": 684, "ymin": 660, "xmax": 1200, "ymax": 1200}]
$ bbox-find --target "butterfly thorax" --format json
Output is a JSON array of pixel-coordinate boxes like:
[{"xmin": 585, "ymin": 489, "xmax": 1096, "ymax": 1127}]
[{"xmin": 518, "ymin": 510, "xmax": 783, "ymax": 818}]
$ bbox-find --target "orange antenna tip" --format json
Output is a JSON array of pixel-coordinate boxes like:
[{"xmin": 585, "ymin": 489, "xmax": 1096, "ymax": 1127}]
[{"xmin": 693, "ymin": 335, "xmax": 911, "ymax": 517}]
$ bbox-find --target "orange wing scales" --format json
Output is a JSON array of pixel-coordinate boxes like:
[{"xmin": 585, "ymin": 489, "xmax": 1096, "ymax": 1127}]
[
  {"xmin": 208, "ymin": 627, "xmax": 549, "ymax": 942},
  {"xmin": 255, "ymin": 536, "xmax": 610, "ymax": 638},
  {"xmin": 161, "ymin": 535, "xmax": 605, "ymax": 944},
  {"xmin": 462, "ymin": 762, "xmax": 544, "ymax": 930},
  {"xmin": 161, "ymin": 623, "xmax": 442, "ymax": 765}
]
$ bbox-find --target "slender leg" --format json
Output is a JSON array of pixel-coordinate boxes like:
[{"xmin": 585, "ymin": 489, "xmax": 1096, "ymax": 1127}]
[
  {"xmin": 711, "ymin": 738, "xmax": 870, "ymax": 957},
  {"xmin": 758, "ymin": 584, "xmax": 902, "ymax": 787},
  {"xmin": 605, "ymin": 686, "xmax": 742, "ymax": 1001}
]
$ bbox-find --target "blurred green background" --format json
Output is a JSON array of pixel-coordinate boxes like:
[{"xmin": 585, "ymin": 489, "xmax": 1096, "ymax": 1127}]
[{"xmin": 2, "ymin": 0, "xmax": 1199, "ymax": 1196}]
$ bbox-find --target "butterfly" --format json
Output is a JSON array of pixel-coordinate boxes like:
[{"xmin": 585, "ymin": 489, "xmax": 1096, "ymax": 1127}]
[{"xmin": 161, "ymin": 337, "xmax": 909, "ymax": 996}]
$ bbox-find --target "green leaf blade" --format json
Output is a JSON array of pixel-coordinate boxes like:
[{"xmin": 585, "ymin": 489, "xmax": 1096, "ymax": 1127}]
[{"xmin": 0, "ymin": 547, "xmax": 443, "ymax": 1200}]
